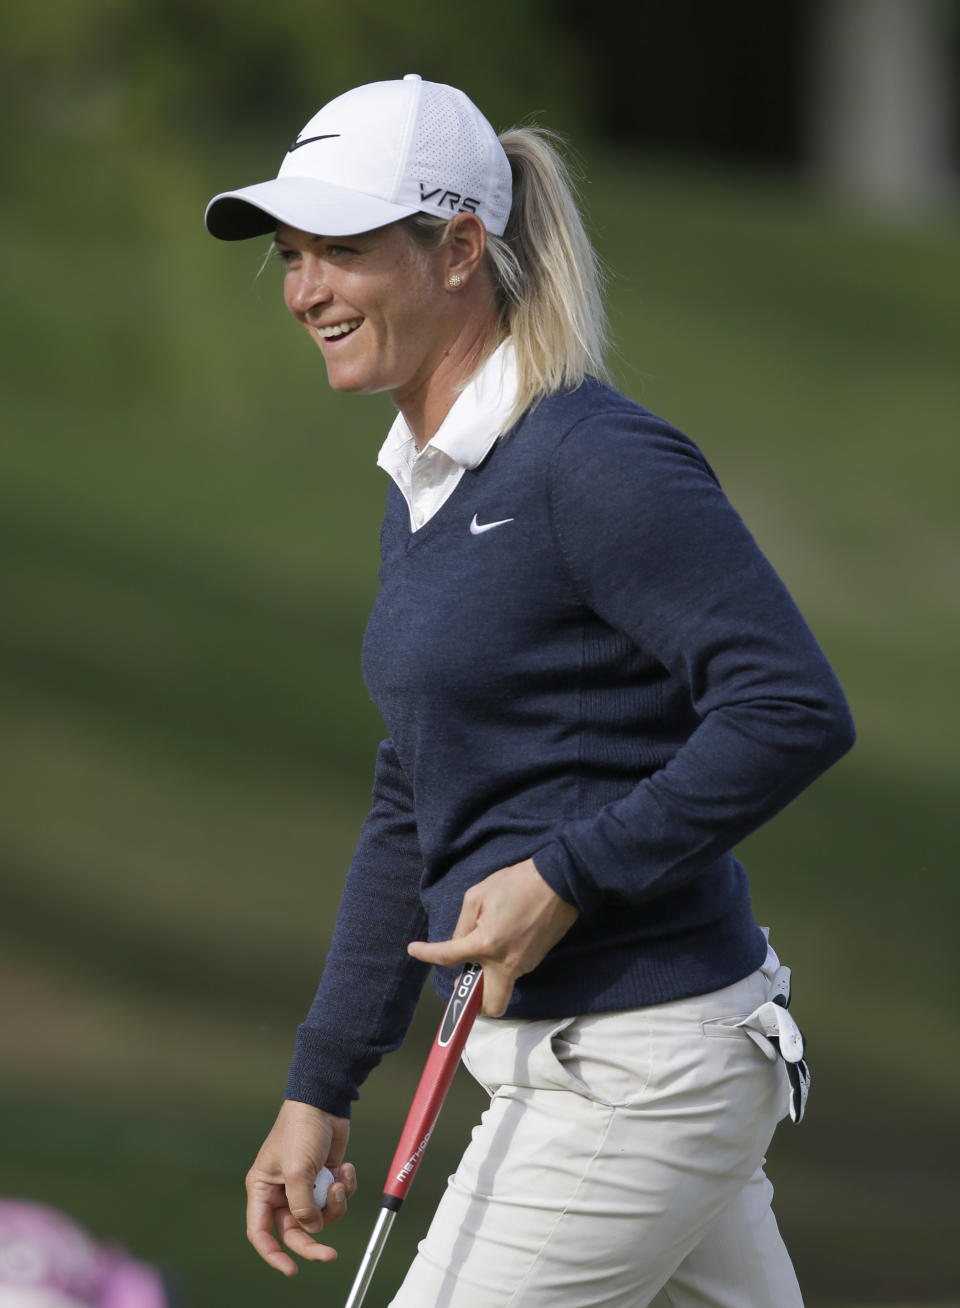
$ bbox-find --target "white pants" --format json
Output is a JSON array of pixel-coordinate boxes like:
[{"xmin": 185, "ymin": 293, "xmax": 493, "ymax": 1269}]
[{"xmin": 390, "ymin": 969, "xmax": 804, "ymax": 1307}]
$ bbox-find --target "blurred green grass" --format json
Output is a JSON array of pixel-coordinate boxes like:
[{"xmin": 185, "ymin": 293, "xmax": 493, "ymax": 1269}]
[{"xmin": 2, "ymin": 136, "xmax": 958, "ymax": 1304}]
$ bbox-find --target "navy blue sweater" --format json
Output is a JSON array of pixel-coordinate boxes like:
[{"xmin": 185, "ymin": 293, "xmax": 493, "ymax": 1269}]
[{"xmin": 286, "ymin": 380, "xmax": 855, "ymax": 1116}]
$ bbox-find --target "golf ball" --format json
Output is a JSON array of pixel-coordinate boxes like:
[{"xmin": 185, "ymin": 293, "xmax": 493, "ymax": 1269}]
[{"xmin": 312, "ymin": 1166, "xmax": 335, "ymax": 1209}]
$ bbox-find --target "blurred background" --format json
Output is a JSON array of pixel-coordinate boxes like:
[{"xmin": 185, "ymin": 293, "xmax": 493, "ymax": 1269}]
[{"xmin": 2, "ymin": 1, "xmax": 958, "ymax": 1304}]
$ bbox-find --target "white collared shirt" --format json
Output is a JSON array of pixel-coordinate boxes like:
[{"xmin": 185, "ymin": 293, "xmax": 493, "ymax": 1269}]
[{"xmin": 376, "ymin": 339, "xmax": 519, "ymax": 531}]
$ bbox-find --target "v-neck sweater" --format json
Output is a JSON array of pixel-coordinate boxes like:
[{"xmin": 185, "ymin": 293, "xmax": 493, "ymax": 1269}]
[{"xmin": 286, "ymin": 378, "xmax": 855, "ymax": 1117}]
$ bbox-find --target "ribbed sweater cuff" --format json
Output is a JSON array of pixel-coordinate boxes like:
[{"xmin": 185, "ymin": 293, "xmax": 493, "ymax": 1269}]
[
  {"xmin": 283, "ymin": 1025, "xmax": 364, "ymax": 1120},
  {"xmin": 532, "ymin": 842, "xmax": 604, "ymax": 915}
]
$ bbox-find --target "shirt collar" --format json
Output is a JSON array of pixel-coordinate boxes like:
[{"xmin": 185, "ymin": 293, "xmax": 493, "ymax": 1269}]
[{"xmin": 377, "ymin": 338, "xmax": 518, "ymax": 476}]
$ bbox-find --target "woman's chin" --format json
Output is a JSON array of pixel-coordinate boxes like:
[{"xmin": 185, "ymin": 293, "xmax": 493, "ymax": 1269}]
[{"xmin": 321, "ymin": 361, "xmax": 377, "ymax": 395}]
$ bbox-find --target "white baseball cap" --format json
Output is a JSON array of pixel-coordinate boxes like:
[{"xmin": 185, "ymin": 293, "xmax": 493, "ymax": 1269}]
[{"xmin": 205, "ymin": 74, "xmax": 512, "ymax": 241}]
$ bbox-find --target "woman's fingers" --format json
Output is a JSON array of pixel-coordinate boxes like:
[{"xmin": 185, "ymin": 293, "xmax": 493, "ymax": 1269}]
[
  {"xmin": 245, "ymin": 1180, "xmax": 291, "ymax": 1272},
  {"xmin": 310, "ymin": 1163, "xmax": 356, "ymax": 1227},
  {"xmin": 337, "ymin": 1162, "xmax": 358, "ymax": 1203},
  {"xmin": 246, "ymin": 1180, "xmax": 335, "ymax": 1276},
  {"xmin": 407, "ymin": 935, "xmax": 476, "ymax": 967},
  {"xmin": 275, "ymin": 1205, "xmax": 339, "ymax": 1261},
  {"xmin": 244, "ymin": 1101, "xmax": 355, "ymax": 1274},
  {"xmin": 246, "ymin": 1170, "xmax": 356, "ymax": 1277},
  {"xmin": 283, "ymin": 1157, "xmax": 330, "ymax": 1232},
  {"xmin": 474, "ymin": 962, "xmax": 516, "ymax": 1017},
  {"xmin": 408, "ymin": 858, "xmax": 579, "ymax": 1016}
]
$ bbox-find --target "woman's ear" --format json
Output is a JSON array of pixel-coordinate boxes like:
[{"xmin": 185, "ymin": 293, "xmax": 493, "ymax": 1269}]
[{"xmin": 445, "ymin": 213, "xmax": 488, "ymax": 288}]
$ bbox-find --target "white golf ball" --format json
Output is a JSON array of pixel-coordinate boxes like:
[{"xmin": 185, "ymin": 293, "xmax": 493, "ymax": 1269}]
[{"xmin": 313, "ymin": 1166, "xmax": 336, "ymax": 1209}]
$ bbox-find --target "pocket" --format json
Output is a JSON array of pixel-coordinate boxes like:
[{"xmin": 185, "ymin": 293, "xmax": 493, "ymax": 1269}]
[
  {"xmin": 547, "ymin": 1019, "xmax": 594, "ymax": 1097},
  {"xmin": 461, "ymin": 1015, "xmax": 518, "ymax": 1096},
  {"xmin": 700, "ymin": 1012, "xmax": 756, "ymax": 1040},
  {"xmin": 550, "ymin": 1012, "xmax": 654, "ymax": 1107},
  {"xmin": 463, "ymin": 1016, "xmax": 575, "ymax": 1097}
]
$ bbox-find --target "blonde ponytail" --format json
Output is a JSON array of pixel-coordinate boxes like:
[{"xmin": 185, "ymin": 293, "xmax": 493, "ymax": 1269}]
[
  {"xmin": 488, "ymin": 126, "xmax": 609, "ymax": 423},
  {"xmin": 401, "ymin": 126, "xmax": 609, "ymax": 432}
]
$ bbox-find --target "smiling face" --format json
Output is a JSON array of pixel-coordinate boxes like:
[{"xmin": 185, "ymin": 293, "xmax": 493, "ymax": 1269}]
[{"xmin": 275, "ymin": 221, "xmax": 461, "ymax": 413}]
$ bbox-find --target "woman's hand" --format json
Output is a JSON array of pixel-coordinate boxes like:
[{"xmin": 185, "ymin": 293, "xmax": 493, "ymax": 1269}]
[
  {"xmin": 407, "ymin": 858, "xmax": 579, "ymax": 1016},
  {"xmin": 245, "ymin": 1099, "xmax": 357, "ymax": 1276}
]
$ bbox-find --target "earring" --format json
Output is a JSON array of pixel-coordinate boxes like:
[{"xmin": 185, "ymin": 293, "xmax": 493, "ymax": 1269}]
[{"xmin": 448, "ymin": 274, "xmax": 463, "ymax": 289}]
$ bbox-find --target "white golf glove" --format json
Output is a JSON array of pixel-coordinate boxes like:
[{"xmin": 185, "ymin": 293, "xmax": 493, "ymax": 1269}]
[{"xmin": 737, "ymin": 946, "xmax": 810, "ymax": 1124}]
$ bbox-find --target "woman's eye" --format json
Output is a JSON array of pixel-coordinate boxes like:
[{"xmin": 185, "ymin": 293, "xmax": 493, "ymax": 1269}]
[
  {"xmin": 272, "ymin": 242, "xmax": 356, "ymax": 266},
  {"xmin": 270, "ymin": 244, "xmax": 300, "ymax": 266}
]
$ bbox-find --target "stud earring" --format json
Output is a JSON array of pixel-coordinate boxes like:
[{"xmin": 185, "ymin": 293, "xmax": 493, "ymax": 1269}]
[{"xmin": 448, "ymin": 274, "xmax": 463, "ymax": 289}]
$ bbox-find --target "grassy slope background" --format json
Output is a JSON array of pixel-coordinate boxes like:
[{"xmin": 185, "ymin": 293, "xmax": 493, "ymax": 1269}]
[{"xmin": 1, "ymin": 135, "xmax": 958, "ymax": 1305}]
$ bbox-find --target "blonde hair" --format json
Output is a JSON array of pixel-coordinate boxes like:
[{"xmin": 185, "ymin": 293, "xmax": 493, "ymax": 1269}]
[{"xmin": 402, "ymin": 126, "xmax": 609, "ymax": 430}]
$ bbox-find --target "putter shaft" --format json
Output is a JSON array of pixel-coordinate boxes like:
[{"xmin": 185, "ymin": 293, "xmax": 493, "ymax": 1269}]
[
  {"xmin": 341, "ymin": 965, "xmax": 483, "ymax": 1306},
  {"xmin": 343, "ymin": 1206, "xmax": 396, "ymax": 1308}
]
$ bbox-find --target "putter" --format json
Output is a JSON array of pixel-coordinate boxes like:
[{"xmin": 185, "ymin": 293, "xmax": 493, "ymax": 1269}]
[{"xmin": 343, "ymin": 962, "xmax": 484, "ymax": 1308}]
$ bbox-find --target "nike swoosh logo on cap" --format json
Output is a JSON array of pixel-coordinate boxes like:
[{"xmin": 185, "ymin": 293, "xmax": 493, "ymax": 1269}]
[
  {"xmin": 287, "ymin": 134, "xmax": 341, "ymax": 152},
  {"xmin": 470, "ymin": 514, "xmax": 515, "ymax": 535}
]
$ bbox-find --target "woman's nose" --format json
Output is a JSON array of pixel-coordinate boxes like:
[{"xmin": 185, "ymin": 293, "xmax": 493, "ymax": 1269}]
[{"xmin": 286, "ymin": 265, "xmax": 332, "ymax": 318}]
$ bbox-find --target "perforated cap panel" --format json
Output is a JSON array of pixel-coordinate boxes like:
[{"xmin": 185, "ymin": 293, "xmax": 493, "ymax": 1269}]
[{"xmin": 398, "ymin": 80, "xmax": 512, "ymax": 234}]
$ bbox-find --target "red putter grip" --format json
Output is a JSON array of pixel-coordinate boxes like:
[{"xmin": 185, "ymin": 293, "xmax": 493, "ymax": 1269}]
[{"xmin": 382, "ymin": 963, "xmax": 484, "ymax": 1205}]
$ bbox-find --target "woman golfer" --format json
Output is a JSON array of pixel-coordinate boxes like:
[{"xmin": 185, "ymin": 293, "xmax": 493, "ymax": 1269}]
[{"xmin": 205, "ymin": 74, "xmax": 854, "ymax": 1306}]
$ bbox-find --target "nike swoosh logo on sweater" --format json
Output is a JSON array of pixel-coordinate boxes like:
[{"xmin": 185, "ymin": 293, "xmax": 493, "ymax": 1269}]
[{"xmin": 470, "ymin": 514, "xmax": 515, "ymax": 535}]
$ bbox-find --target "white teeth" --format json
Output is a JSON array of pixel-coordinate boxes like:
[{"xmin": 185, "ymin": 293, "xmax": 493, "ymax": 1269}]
[{"xmin": 317, "ymin": 319, "xmax": 362, "ymax": 339}]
